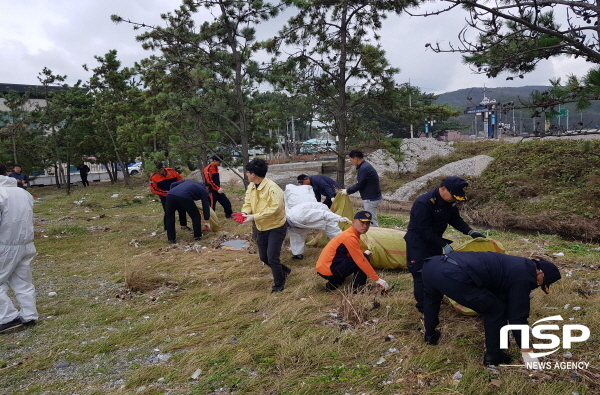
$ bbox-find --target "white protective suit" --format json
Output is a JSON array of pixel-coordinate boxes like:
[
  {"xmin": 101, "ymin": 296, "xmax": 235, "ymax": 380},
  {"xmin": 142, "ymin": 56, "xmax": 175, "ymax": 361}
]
[
  {"xmin": 284, "ymin": 184, "xmax": 344, "ymax": 255},
  {"xmin": 0, "ymin": 175, "xmax": 38, "ymax": 325}
]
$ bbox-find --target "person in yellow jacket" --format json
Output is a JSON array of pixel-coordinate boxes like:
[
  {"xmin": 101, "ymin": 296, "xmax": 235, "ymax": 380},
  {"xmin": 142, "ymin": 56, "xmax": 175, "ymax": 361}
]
[
  {"xmin": 316, "ymin": 211, "xmax": 390, "ymax": 292},
  {"xmin": 240, "ymin": 158, "xmax": 291, "ymax": 292}
]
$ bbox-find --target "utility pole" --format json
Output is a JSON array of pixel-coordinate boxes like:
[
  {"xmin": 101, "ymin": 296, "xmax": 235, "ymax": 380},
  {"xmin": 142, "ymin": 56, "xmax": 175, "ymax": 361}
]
[{"xmin": 409, "ymin": 80, "xmax": 414, "ymax": 139}]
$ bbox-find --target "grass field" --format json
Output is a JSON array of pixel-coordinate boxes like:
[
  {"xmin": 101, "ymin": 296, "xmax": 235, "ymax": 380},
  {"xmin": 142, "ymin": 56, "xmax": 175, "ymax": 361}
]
[{"xmin": 0, "ymin": 177, "xmax": 599, "ymax": 395}]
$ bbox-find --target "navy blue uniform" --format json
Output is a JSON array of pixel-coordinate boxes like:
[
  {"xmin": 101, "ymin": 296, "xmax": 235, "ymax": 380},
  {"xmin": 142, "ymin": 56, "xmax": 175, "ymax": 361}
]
[
  {"xmin": 165, "ymin": 180, "xmax": 211, "ymax": 241},
  {"xmin": 347, "ymin": 160, "xmax": 382, "ymax": 226},
  {"xmin": 346, "ymin": 161, "xmax": 381, "ymax": 201},
  {"xmin": 422, "ymin": 252, "xmax": 538, "ymax": 359},
  {"xmin": 404, "ymin": 188, "xmax": 472, "ymax": 312},
  {"xmin": 309, "ymin": 175, "xmax": 340, "ymax": 208}
]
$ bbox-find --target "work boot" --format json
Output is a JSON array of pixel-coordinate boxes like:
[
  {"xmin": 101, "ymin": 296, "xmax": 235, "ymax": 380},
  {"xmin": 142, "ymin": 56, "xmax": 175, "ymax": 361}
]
[
  {"xmin": 292, "ymin": 254, "xmax": 303, "ymax": 260},
  {"xmin": 283, "ymin": 266, "xmax": 292, "ymax": 278},
  {"xmin": 0, "ymin": 318, "xmax": 23, "ymax": 333},
  {"xmin": 22, "ymin": 320, "xmax": 36, "ymax": 327},
  {"xmin": 483, "ymin": 351, "xmax": 512, "ymax": 366},
  {"xmin": 424, "ymin": 329, "xmax": 441, "ymax": 345}
]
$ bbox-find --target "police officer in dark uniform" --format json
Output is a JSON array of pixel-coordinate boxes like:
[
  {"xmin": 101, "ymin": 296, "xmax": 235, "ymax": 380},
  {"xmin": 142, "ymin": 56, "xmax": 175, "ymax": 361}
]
[
  {"xmin": 421, "ymin": 251, "xmax": 561, "ymax": 366},
  {"xmin": 404, "ymin": 176, "xmax": 485, "ymax": 313},
  {"xmin": 297, "ymin": 174, "xmax": 341, "ymax": 208}
]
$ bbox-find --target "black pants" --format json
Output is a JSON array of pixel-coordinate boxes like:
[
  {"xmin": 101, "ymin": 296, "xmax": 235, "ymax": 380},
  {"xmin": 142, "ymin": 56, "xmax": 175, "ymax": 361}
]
[
  {"xmin": 422, "ymin": 258, "xmax": 512, "ymax": 358},
  {"xmin": 257, "ymin": 225, "xmax": 288, "ymax": 288},
  {"xmin": 165, "ymin": 195, "xmax": 202, "ymax": 241},
  {"xmin": 209, "ymin": 189, "xmax": 233, "ymax": 218},
  {"xmin": 81, "ymin": 173, "xmax": 89, "ymax": 187},
  {"xmin": 318, "ymin": 258, "xmax": 368, "ymax": 290},
  {"xmin": 407, "ymin": 244, "xmax": 441, "ymax": 313},
  {"xmin": 323, "ymin": 196, "xmax": 333, "ymax": 208},
  {"xmin": 160, "ymin": 195, "xmax": 187, "ymax": 230}
]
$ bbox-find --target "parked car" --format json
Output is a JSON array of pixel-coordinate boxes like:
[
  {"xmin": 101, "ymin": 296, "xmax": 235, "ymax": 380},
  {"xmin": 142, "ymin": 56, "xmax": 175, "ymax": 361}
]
[
  {"xmin": 127, "ymin": 161, "xmax": 143, "ymax": 175},
  {"xmin": 299, "ymin": 139, "xmax": 337, "ymax": 154}
]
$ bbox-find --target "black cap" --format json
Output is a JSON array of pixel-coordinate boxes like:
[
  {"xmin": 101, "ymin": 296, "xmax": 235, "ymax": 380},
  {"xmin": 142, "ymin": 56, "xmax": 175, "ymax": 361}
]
[
  {"xmin": 535, "ymin": 259, "xmax": 561, "ymax": 294},
  {"xmin": 154, "ymin": 162, "xmax": 164, "ymax": 170},
  {"xmin": 354, "ymin": 211, "xmax": 373, "ymax": 223},
  {"xmin": 297, "ymin": 174, "xmax": 309, "ymax": 184},
  {"xmin": 441, "ymin": 176, "xmax": 469, "ymax": 201}
]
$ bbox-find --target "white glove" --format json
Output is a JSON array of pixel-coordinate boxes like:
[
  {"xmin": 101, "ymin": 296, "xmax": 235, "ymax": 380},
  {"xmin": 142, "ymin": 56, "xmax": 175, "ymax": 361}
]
[
  {"xmin": 442, "ymin": 244, "xmax": 454, "ymax": 255},
  {"xmin": 339, "ymin": 189, "xmax": 347, "ymax": 195},
  {"xmin": 522, "ymin": 351, "xmax": 540, "ymax": 368},
  {"xmin": 242, "ymin": 214, "xmax": 255, "ymax": 223},
  {"xmin": 375, "ymin": 278, "xmax": 390, "ymax": 291},
  {"xmin": 203, "ymin": 224, "xmax": 211, "ymax": 231},
  {"xmin": 217, "ymin": 188, "xmax": 225, "ymax": 194},
  {"xmin": 364, "ymin": 250, "xmax": 372, "ymax": 256},
  {"xmin": 339, "ymin": 217, "xmax": 350, "ymax": 223}
]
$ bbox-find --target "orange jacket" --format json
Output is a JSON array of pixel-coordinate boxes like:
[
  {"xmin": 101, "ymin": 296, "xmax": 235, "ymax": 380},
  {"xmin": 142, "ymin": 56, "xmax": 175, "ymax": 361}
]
[
  {"xmin": 315, "ymin": 226, "xmax": 379, "ymax": 281},
  {"xmin": 149, "ymin": 168, "xmax": 182, "ymax": 197},
  {"xmin": 203, "ymin": 163, "xmax": 220, "ymax": 191}
]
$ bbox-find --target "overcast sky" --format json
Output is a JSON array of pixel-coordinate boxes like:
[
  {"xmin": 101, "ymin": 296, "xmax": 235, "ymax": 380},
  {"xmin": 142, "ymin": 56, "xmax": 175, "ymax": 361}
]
[{"xmin": 1, "ymin": 1, "xmax": 591, "ymax": 97}]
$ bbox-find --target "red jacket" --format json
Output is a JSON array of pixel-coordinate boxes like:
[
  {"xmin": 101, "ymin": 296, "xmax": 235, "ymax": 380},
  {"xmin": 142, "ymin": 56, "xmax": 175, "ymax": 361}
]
[
  {"xmin": 149, "ymin": 168, "xmax": 182, "ymax": 197},
  {"xmin": 203, "ymin": 163, "xmax": 220, "ymax": 191}
]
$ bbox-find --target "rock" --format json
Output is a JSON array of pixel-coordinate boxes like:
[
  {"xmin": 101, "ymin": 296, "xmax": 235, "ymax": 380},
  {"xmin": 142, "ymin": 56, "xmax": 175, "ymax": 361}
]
[
  {"xmin": 48, "ymin": 291, "xmax": 57, "ymax": 297},
  {"xmin": 191, "ymin": 368, "xmax": 202, "ymax": 380},
  {"xmin": 56, "ymin": 362, "xmax": 70, "ymax": 369},
  {"xmin": 452, "ymin": 371, "xmax": 463, "ymax": 380}
]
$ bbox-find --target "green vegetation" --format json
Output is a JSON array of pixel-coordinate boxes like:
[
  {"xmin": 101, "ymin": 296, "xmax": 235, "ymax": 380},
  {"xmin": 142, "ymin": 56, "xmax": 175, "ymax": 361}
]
[{"xmin": 0, "ymin": 177, "xmax": 598, "ymax": 394}]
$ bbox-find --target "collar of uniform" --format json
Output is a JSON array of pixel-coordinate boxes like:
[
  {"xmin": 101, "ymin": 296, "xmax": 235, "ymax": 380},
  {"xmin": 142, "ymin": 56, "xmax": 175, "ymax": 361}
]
[
  {"xmin": 254, "ymin": 177, "xmax": 269, "ymax": 190},
  {"xmin": 355, "ymin": 161, "xmax": 365, "ymax": 170}
]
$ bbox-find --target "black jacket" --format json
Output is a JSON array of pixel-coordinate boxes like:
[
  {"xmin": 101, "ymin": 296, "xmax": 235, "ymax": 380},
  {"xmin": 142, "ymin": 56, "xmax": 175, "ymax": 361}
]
[
  {"xmin": 168, "ymin": 180, "xmax": 211, "ymax": 220},
  {"xmin": 346, "ymin": 160, "xmax": 382, "ymax": 201},
  {"xmin": 309, "ymin": 175, "xmax": 340, "ymax": 201},
  {"xmin": 424, "ymin": 252, "xmax": 538, "ymax": 336},
  {"xmin": 404, "ymin": 188, "xmax": 472, "ymax": 261}
]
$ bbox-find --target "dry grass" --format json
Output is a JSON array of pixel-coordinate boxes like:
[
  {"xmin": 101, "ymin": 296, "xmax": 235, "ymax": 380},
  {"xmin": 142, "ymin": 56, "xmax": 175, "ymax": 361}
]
[{"xmin": 0, "ymin": 178, "xmax": 598, "ymax": 395}]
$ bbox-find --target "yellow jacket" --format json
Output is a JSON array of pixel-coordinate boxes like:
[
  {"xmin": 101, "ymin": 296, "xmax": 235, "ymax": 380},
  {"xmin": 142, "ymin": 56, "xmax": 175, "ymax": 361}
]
[{"xmin": 241, "ymin": 177, "xmax": 286, "ymax": 231}]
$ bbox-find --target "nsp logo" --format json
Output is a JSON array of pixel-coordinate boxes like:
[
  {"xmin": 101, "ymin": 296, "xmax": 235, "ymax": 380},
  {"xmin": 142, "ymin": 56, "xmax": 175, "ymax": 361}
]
[{"xmin": 500, "ymin": 315, "xmax": 590, "ymax": 358}]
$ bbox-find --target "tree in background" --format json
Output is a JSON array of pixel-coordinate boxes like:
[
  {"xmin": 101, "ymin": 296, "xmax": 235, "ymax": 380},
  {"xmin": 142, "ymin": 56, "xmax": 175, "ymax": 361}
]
[
  {"xmin": 416, "ymin": 0, "xmax": 600, "ymax": 115},
  {"xmin": 113, "ymin": 0, "xmax": 283, "ymax": 185},
  {"xmin": 271, "ymin": 0, "xmax": 419, "ymax": 186},
  {"xmin": 84, "ymin": 50, "xmax": 143, "ymax": 185},
  {"xmin": 30, "ymin": 69, "xmax": 94, "ymax": 194},
  {"xmin": 0, "ymin": 88, "xmax": 36, "ymax": 166}
]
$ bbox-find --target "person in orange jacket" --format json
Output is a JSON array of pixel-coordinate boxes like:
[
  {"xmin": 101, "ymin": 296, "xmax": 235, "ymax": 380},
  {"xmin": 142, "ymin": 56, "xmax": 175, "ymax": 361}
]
[
  {"xmin": 149, "ymin": 163, "xmax": 189, "ymax": 231},
  {"xmin": 316, "ymin": 211, "xmax": 390, "ymax": 292},
  {"xmin": 202, "ymin": 155, "xmax": 233, "ymax": 218}
]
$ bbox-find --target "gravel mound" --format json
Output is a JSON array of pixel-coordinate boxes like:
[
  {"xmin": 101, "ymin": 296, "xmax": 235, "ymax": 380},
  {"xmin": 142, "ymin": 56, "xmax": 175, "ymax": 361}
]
[
  {"xmin": 367, "ymin": 138, "xmax": 456, "ymax": 174},
  {"xmin": 386, "ymin": 155, "xmax": 495, "ymax": 201}
]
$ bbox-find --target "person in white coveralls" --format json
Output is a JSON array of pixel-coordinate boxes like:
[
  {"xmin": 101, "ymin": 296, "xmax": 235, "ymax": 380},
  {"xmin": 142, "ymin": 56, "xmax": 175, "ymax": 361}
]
[
  {"xmin": 284, "ymin": 184, "xmax": 349, "ymax": 260},
  {"xmin": 0, "ymin": 163, "xmax": 38, "ymax": 333}
]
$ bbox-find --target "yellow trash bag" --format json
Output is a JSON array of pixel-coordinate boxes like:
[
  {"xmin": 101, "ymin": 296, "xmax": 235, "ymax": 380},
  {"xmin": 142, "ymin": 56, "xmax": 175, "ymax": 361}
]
[
  {"xmin": 330, "ymin": 191, "xmax": 354, "ymax": 230},
  {"xmin": 446, "ymin": 237, "xmax": 506, "ymax": 316},
  {"xmin": 194, "ymin": 202, "xmax": 221, "ymax": 232},
  {"xmin": 359, "ymin": 227, "xmax": 407, "ymax": 270},
  {"xmin": 454, "ymin": 237, "xmax": 506, "ymax": 254},
  {"xmin": 306, "ymin": 191, "xmax": 354, "ymax": 247},
  {"xmin": 209, "ymin": 208, "xmax": 221, "ymax": 232}
]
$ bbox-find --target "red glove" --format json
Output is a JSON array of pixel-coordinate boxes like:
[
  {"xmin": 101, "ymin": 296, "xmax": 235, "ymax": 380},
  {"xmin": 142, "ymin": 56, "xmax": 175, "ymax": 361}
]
[{"xmin": 232, "ymin": 213, "xmax": 245, "ymax": 224}]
